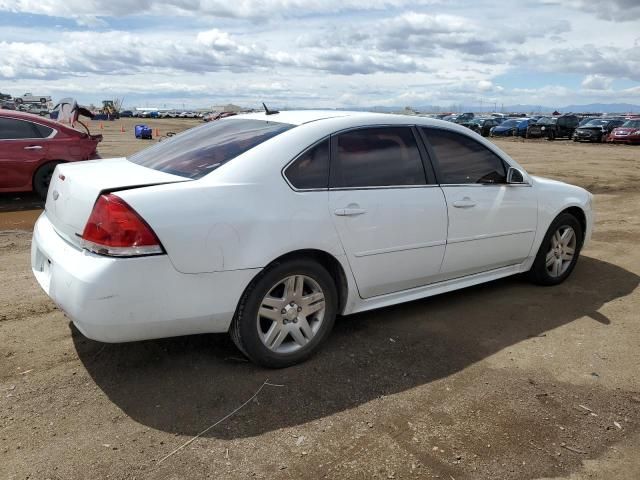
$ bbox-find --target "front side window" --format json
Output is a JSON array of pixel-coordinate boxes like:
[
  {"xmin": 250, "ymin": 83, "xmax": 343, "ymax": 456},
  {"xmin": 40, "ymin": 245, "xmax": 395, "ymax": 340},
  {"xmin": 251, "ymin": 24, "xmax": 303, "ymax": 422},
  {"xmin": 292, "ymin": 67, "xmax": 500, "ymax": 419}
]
[
  {"xmin": 284, "ymin": 139, "xmax": 329, "ymax": 189},
  {"xmin": 0, "ymin": 118, "xmax": 43, "ymax": 139},
  {"xmin": 331, "ymin": 127, "xmax": 426, "ymax": 188},
  {"xmin": 422, "ymin": 128, "xmax": 506, "ymax": 184},
  {"xmin": 129, "ymin": 119, "xmax": 294, "ymax": 179}
]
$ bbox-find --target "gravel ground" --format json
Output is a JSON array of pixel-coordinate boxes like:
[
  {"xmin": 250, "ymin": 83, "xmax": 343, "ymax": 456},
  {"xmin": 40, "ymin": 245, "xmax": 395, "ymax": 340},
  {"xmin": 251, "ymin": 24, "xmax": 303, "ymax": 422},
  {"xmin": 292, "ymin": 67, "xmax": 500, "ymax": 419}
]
[{"xmin": 0, "ymin": 119, "xmax": 639, "ymax": 479}]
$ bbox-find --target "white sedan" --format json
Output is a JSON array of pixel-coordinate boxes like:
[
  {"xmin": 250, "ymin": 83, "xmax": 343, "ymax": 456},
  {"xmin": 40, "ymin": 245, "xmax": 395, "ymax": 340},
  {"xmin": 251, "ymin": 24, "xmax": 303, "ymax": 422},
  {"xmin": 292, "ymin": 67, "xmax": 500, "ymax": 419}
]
[{"xmin": 31, "ymin": 111, "xmax": 593, "ymax": 367}]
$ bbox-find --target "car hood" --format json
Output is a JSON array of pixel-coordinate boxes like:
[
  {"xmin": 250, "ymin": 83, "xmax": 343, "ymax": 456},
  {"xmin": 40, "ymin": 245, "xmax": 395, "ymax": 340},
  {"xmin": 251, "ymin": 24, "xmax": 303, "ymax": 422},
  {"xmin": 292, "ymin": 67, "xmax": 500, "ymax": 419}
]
[
  {"xmin": 530, "ymin": 175, "xmax": 591, "ymax": 197},
  {"xmin": 613, "ymin": 128, "xmax": 639, "ymax": 134}
]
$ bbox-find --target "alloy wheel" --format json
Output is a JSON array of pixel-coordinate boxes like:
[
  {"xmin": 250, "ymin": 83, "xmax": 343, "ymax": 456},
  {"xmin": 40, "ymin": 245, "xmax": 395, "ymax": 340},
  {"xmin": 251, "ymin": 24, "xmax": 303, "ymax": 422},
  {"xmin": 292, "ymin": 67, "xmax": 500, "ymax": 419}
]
[
  {"xmin": 545, "ymin": 225, "xmax": 576, "ymax": 278},
  {"xmin": 256, "ymin": 275, "xmax": 326, "ymax": 354}
]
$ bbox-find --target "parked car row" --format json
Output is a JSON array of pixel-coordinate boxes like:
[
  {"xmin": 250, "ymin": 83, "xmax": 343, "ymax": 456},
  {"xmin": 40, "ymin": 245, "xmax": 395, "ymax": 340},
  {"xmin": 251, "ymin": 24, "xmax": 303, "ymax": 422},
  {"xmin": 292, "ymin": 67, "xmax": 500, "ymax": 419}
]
[
  {"xmin": 445, "ymin": 112, "xmax": 638, "ymax": 144},
  {"xmin": 119, "ymin": 110, "xmax": 226, "ymax": 119}
]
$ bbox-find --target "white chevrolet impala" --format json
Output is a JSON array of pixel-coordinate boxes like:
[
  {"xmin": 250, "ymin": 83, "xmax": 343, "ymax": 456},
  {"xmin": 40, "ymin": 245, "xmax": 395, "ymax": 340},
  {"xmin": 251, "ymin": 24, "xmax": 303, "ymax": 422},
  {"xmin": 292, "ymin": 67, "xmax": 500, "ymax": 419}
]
[{"xmin": 31, "ymin": 111, "xmax": 593, "ymax": 367}]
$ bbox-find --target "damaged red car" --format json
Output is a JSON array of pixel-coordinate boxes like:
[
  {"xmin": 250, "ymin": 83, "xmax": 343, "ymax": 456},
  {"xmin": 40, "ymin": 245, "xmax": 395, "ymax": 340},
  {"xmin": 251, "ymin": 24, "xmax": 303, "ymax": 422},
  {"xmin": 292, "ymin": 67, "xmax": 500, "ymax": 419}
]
[
  {"xmin": 0, "ymin": 110, "xmax": 102, "ymax": 199},
  {"xmin": 610, "ymin": 119, "xmax": 640, "ymax": 145}
]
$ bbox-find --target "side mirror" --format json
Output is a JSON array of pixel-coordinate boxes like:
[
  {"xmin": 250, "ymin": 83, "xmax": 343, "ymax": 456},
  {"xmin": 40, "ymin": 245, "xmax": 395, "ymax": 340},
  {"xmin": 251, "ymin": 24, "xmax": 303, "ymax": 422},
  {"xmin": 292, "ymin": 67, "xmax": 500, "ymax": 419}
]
[{"xmin": 507, "ymin": 167, "xmax": 526, "ymax": 184}]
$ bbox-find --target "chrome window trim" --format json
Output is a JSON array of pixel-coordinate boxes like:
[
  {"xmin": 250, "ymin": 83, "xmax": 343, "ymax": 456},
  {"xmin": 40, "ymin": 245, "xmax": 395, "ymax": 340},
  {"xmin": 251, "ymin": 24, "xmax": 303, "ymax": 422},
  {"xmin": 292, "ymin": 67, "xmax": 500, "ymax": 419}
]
[
  {"xmin": 329, "ymin": 184, "xmax": 440, "ymax": 191},
  {"xmin": 439, "ymin": 183, "xmax": 532, "ymax": 188},
  {"xmin": 283, "ymin": 123, "xmax": 533, "ymax": 193}
]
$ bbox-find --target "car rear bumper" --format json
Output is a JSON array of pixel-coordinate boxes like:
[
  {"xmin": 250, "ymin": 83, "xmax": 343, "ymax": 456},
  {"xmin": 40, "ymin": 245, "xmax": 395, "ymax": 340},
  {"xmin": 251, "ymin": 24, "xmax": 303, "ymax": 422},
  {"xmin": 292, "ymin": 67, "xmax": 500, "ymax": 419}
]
[{"xmin": 31, "ymin": 213, "xmax": 259, "ymax": 343}]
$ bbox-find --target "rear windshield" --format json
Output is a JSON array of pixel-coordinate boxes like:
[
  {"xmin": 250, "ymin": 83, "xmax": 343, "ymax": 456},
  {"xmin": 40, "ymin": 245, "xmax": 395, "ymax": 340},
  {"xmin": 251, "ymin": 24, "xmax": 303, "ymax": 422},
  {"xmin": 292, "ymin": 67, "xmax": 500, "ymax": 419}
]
[{"xmin": 128, "ymin": 119, "xmax": 294, "ymax": 179}]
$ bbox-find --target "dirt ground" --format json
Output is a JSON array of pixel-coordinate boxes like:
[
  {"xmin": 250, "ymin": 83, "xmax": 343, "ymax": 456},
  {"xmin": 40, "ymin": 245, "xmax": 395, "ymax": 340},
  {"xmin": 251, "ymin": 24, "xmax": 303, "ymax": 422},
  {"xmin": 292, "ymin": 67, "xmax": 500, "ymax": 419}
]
[{"xmin": 1, "ymin": 118, "xmax": 639, "ymax": 479}]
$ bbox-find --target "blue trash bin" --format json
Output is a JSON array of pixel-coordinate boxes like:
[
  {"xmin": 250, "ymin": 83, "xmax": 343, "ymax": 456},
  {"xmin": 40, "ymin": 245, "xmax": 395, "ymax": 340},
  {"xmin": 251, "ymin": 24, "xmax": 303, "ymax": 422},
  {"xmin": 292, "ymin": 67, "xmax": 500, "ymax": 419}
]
[{"xmin": 135, "ymin": 124, "xmax": 152, "ymax": 139}]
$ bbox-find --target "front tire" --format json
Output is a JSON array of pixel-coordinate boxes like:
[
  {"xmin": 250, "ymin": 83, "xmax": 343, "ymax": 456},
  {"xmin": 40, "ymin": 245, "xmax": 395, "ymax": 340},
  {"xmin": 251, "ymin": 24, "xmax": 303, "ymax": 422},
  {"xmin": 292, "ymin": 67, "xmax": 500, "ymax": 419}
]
[
  {"xmin": 527, "ymin": 213, "xmax": 583, "ymax": 286},
  {"xmin": 230, "ymin": 259, "xmax": 337, "ymax": 368}
]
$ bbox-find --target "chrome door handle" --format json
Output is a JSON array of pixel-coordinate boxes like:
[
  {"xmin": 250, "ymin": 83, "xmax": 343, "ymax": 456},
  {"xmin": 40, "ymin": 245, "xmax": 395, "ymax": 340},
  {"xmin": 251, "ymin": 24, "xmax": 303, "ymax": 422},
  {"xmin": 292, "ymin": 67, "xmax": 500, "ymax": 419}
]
[
  {"xmin": 334, "ymin": 208, "xmax": 366, "ymax": 216},
  {"xmin": 24, "ymin": 145, "xmax": 43, "ymax": 150},
  {"xmin": 452, "ymin": 197, "xmax": 476, "ymax": 208}
]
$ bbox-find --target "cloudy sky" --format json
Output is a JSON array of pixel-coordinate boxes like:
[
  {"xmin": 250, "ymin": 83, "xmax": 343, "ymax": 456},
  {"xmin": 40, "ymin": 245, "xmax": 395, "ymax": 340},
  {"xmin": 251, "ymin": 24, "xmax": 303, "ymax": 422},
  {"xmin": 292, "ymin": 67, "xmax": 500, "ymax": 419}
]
[{"xmin": 1, "ymin": 0, "xmax": 639, "ymax": 109}]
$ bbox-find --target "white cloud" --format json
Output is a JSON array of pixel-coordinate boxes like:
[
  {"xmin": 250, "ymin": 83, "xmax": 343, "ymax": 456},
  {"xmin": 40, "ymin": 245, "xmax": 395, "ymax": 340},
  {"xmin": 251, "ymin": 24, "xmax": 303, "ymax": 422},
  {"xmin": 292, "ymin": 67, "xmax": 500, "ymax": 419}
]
[
  {"xmin": 0, "ymin": 0, "xmax": 444, "ymax": 20},
  {"xmin": 0, "ymin": 1, "xmax": 639, "ymax": 108},
  {"xmin": 546, "ymin": 0, "xmax": 640, "ymax": 22},
  {"xmin": 478, "ymin": 80, "xmax": 494, "ymax": 92},
  {"xmin": 581, "ymin": 74, "xmax": 613, "ymax": 90}
]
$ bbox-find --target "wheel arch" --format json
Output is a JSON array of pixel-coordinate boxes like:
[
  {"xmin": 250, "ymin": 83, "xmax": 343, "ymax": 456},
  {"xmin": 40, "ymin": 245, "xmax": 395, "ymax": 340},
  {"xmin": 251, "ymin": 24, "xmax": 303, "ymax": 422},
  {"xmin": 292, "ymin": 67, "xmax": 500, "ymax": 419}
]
[
  {"xmin": 560, "ymin": 206, "xmax": 587, "ymax": 242},
  {"xmin": 269, "ymin": 249, "xmax": 349, "ymax": 314},
  {"xmin": 241, "ymin": 249, "xmax": 351, "ymax": 316}
]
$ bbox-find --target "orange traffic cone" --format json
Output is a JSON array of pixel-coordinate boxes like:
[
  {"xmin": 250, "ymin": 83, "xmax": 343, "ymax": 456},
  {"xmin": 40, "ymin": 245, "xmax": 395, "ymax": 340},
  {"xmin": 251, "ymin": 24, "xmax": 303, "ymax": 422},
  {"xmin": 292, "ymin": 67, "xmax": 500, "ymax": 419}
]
[
  {"xmin": 99, "ymin": 122, "xmax": 104, "ymax": 130},
  {"xmin": 120, "ymin": 125, "xmax": 125, "ymax": 133},
  {"xmin": 154, "ymin": 128, "xmax": 160, "ymax": 137}
]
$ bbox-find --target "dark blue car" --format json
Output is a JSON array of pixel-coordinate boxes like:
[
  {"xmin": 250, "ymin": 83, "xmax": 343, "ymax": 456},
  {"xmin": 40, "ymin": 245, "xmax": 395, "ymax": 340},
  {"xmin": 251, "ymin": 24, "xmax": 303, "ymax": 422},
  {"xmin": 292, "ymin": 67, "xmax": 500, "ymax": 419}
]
[{"xmin": 490, "ymin": 118, "xmax": 531, "ymax": 137}]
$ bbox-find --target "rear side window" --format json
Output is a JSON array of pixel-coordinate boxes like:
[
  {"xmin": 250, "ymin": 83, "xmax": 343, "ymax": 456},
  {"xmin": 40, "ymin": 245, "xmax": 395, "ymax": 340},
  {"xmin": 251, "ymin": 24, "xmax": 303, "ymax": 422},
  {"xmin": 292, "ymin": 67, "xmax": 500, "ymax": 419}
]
[
  {"xmin": 129, "ymin": 119, "xmax": 294, "ymax": 179},
  {"xmin": 0, "ymin": 118, "xmax": 43, "ymax": 139},
  {"xmin": 32, "ymin": 123, "xmax": 54, "ymax": 137},
  {"xmin": 422, "ymin": 128, "xmax": 506, "ymax": 184},
  {"xmin": 331, "ymin": 127, "xmax": 426, "ymax": 188},
  {"xmin": 284, "ymin": 139, "xmax": 329, "ymax": 190}
]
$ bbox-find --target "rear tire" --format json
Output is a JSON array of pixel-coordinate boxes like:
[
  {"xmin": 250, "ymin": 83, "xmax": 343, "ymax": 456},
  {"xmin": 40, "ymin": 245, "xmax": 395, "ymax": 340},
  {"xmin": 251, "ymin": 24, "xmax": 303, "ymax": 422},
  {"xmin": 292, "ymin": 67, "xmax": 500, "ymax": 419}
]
[
  {"xmin": 527, "ymin": 213, "xmax": 583, "ymax": 286},
  {"xmin": 230, "ymin": 259, "xmax": 337, "ymax": 368},
  {"xmin": 33, "ymin": 162, "xmax": 61, "ymax": 200}
]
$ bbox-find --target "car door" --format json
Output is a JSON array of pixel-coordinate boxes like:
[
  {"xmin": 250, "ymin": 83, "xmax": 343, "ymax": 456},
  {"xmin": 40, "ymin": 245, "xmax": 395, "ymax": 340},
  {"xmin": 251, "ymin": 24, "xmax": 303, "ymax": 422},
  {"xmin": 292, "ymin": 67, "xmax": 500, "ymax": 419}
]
[
  {"xmin": 328, "ymin": 126, "xmax": 448, "ymax": 298},
  {"xmin": 0, "ymin": 117, "xmax": 49, "ymax": 190},
  {"xmin": 420, "ymin": 127, "xmax": 538, "ymax": 279}
]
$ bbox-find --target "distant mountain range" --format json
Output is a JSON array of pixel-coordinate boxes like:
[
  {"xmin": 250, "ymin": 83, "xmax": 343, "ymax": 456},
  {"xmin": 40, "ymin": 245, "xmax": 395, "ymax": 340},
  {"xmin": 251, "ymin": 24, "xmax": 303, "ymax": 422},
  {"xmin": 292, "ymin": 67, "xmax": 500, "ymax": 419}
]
[{"xmin": 351, "ymin": 103, "xmax": 640, "ymax": 114}]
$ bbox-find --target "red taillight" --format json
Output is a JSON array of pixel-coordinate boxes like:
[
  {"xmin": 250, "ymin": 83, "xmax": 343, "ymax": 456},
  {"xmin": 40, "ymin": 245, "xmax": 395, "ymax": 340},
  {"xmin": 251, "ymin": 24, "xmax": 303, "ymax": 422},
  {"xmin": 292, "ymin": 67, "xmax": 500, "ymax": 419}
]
[{"xmin": 82, "ymin": 194, "xmax": 163, "ymax": 256}]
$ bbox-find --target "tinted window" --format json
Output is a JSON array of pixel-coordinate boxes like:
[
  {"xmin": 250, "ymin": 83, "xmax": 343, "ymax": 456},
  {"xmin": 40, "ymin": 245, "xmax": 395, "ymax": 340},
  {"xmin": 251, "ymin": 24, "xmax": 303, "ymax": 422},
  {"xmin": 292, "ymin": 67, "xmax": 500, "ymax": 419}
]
[
  {"xmin": 331, "ymin": 127, "xmax": 425, "ymax": 188},
  {"xmin": 129, "ymin": 119, "xmax": 294, "ymax": 179},
  {"xmin": 284, "ymin": 139, "xmax": 329, "ymax": 189},
  {"xmin": 0, "ymin": 118, "xmax": 41, "ymax": 139},
  {"xmin": 32, "ymin": 123, "xmax": 54, "ymax": 137},
  {"xmin": 423, "ymin": 128, "xmax": 506, "ymax": 184}
]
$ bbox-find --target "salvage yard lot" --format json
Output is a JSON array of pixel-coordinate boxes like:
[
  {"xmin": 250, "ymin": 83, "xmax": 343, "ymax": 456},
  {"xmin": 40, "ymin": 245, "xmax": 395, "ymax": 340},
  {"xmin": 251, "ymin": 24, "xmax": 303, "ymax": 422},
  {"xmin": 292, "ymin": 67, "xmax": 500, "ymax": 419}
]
[{"xmin": 1, "ymin": 118, "xmax": 639, "ymax": 479}]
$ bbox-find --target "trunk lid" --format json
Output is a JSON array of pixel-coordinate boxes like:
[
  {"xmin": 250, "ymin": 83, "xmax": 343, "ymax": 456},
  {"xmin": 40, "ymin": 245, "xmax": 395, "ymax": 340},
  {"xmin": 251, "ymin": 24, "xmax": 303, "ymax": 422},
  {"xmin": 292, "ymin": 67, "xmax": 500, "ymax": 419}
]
[{"xmin": 45, "ymin": 158, "xmax": 189, "ymax": 246}]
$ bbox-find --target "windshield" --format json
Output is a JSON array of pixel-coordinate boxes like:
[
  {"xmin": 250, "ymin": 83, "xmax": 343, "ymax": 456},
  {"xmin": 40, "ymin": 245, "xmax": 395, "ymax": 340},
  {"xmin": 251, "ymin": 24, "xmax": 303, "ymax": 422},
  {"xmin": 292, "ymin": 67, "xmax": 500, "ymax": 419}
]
[
  {"xmin": 583, "ymin": 119, "xmax": 609, "ymax": 127},
  {"xmin": 128, "ymin": 119, "xmax": 294, "ymax": 179},
  {"xmin": 622, "ymin": 120, "xmax": 640, "ymax": 128},
  {"xmin": 500, "ymin": 120, "xmax": 520, "ymax": 128},
  {"xmin": 536, "ymin": 117, "xmax": 556, "ymax": 125}
]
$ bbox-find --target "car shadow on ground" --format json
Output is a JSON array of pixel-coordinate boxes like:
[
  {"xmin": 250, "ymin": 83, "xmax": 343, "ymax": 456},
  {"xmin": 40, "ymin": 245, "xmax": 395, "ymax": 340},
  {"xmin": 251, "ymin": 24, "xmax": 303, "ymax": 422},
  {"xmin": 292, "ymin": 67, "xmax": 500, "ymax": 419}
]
[
  {"xmin": 0, "ymin": 192, "xmax": 43, "ymax": 212},
  {"xmin": 74, "ymin": 256, "xmax": 638, "ymax": 439}
]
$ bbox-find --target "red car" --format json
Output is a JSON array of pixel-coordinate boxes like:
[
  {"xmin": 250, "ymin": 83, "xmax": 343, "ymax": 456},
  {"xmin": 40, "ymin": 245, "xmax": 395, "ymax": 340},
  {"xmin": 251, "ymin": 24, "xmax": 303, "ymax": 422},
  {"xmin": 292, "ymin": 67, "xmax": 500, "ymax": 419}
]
[
  {"xmin": 0, "ymin": 110, "xmax": 102, "ymax": 199},
  {"xmin": 610, "ymin": 119, "xmax": 640, "ymax": 145}
]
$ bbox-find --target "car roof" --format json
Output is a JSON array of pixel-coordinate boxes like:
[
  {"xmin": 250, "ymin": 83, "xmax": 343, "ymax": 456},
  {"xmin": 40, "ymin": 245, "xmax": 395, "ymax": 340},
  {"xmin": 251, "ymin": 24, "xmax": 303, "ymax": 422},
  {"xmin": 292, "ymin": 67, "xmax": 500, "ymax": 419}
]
[
  {"xmin": 238, "ymin": 109, "xmax": 369, "ymax": 126},
  {"xmin": 0, "ymin": 109, "xmax": 58, "ymax": 126}
]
